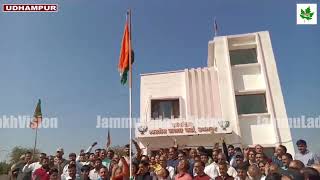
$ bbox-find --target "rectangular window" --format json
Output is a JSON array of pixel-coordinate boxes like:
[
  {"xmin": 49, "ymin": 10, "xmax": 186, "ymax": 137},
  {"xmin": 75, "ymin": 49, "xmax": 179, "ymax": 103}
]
[
  {"xmin": 151, "ymin": 99, "xmax": 180, "ymax": 120},
  {"xmin": 236, "ymin": 94, "xmax": 267, "ymax": 114},
  {"xmin": 230, "ymin": 48, "xmax": 258, "ymax": 65}
]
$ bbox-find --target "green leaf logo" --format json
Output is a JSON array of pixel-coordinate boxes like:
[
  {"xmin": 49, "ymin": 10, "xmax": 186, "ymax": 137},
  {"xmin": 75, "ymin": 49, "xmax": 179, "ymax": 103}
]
[{"xmin": 300, "ymin": 6, "xmax": 314, "ymax": 20}]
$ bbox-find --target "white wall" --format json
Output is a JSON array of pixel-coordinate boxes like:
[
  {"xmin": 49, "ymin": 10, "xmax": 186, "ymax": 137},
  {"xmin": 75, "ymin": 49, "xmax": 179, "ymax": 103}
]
[
  {"xmin": 257, "ymin": 31, "xmax": 294, "ymax": 155},
  {"xmin": 140, "ymin": 71, "xmax": 186, "ymax": 122},
  {"xmin": 232, "ymin": 65, "xmax": 266, "ymax": 92},
  {"xmin": 208, "ymin": 32, "xmax": 294, "ymax": 153},
  {"xmin": 211, "ymin": 37, "xmax": 242, "ymax": 146}
]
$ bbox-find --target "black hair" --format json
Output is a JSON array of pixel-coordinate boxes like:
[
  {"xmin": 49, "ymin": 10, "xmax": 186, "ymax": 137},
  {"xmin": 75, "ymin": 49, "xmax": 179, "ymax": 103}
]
[
  {"xmin": 170, "ymin": 147, "xmax": 177, "ymax": 151},
  {"xmin": 197, "ymin": 146, "xmax": 206, "ymax": 152},
  {"xmin": 265, "ymin": 173, "xmax": 282, "ymax": 180},
  {"xmin": 178, "ymin": 150, "xmax": 186, "ymax": 157},
  {"xmin": 99, "ymin": 166, "xmax": 107, "ymax": 171},
  {"xmin": 139, "ymin": 160, "xmax": 149, "ymax": 167},
  {"xmin": 163, "ymin": 168, "xmax": 170, "ymax": 178},
  {"xmin": 283, "ymin": 153, "xmax": 293, "ymax": 160},
  {"xmin": 81, "ymin": 165, "xmax": 91, "ymax": 172},
  {"xmin": 49, "ymin": 168, "xmax": 58, "ymax": 175},
  {"xmin": 107, "ymin": 149, "xmax": 115, "ymax": 154},
  {"xmin": 218, "ymin": 161, "xmax": 228, "ymax": 169},
  {"xmin": 301, "ymin": 167, "xmax": 320, "ymax": 180},
  {"xmin": 279, "ymin": 145, "xmax": 287, "ymax": 153},
  {"xmin": 199, "ymin": 151, "xmax": 208, "ymax": 157},
  {"xmin": 296, "ymin": 139, "xmax": 307, "ymax": 146},
  {"xmin": 194, "ymin": 160, "xmax": 205, "ymax": 167},
  {"xmin": 227, "ymin": 145, "xmax": 234, "ymax": 149},
  {"xmin": 235, "ymin": 147, "xmax": 242, "ymax": 153},
  {"xmin": 236, "ymin": 165, "xmax": 247, "ymax": 172},
  {"xmin": 68, "ymin": 164, "xmax": 76, "ymax": 169},
  {"xmin": 95, "ymin": 158, "xmax": 102, "ymax": 163}
]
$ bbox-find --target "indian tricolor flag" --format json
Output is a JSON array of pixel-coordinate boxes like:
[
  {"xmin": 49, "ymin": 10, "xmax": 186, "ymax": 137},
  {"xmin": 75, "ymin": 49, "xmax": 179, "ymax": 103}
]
[
  {"xmin": 118, "ymin": 13, "xmax": 134, "ymax": 85},
  {"xmin": 30, "ymin": 99, "xmax": 42, "ymax": 129}
]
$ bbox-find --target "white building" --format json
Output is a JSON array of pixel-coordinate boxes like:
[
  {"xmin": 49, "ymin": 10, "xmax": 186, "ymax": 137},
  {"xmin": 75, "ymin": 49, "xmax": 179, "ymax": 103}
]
[{"xmin": 135, "ymin": 31, "xmax": 294, "ymax": 155}]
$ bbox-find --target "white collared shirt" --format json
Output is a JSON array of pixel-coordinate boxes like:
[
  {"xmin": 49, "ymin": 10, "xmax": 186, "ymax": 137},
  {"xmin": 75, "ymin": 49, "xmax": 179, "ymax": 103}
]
[
  {"xmin": 89, "ymin": 168, "xmax": 100, "ymax": 180},
  {"xmin": 166, "ymin": 166, "xmax": 175, "ymax": 180},
  {"xmin": 61, "ymin": 174, "xmax": 80, "ymax": 180},
  {"xmin": 22, "ymin": 162, "xmax": 42, "ymax": 174},
  {"xmin": 295, "ymin": 150, "xmax": 319, "ymax": 166},
  {"xmin": 204, "ymin": 163, "xmax": 219, "ymax": 179}
]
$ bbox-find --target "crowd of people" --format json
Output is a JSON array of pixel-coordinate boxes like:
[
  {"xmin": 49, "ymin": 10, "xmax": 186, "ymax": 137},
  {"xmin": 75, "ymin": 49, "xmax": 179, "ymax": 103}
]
[{"xmin": 8, "ymin": 139, "xmax": 320, "ymax": 180}]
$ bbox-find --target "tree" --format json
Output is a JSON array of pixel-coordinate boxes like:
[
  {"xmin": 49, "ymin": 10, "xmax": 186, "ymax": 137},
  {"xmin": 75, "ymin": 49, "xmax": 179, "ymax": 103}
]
[
  {"xmin": 9, "ymin": 146, "xmax": 40, "ymax": 164},
  {"xmin": 0, "ymin": 161, "xmax": 11, "ymax": 175},
  {"xmin": 0, "ymin": 146, "xmax": 41, "ymax": 175}
]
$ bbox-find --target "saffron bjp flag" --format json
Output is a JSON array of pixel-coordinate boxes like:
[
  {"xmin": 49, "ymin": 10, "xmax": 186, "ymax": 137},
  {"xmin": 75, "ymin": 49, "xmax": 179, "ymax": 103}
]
[
  {"xmin": 30, "ymin": 99, "xmax": 42, "ymax": 129},
  {"xmin": 118, "ymin": 16, "xmax": 134, "ymax": 85}
]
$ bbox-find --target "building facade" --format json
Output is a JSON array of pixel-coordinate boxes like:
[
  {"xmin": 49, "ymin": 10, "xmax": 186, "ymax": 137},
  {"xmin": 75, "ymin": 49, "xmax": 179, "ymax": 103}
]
[{"xmin": 135, "ymin": 31, "xmax": 294, "ymax": 155}]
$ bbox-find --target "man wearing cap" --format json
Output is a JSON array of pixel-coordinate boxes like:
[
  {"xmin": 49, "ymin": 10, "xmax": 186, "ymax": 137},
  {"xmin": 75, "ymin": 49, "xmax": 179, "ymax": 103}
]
[
  {"xmin": 54, "ymin": 148, "xmax": 68, "ymax": 177},
  {"xmin": 295, "ymin": 139, "xmax": 319, "ymax": 166}
]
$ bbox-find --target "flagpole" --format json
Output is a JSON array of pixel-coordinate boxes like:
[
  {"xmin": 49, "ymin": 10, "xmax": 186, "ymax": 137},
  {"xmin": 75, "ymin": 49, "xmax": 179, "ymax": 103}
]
[
  {"xmin": 33, "ymin": 126, "xmax": 38, "ymax": 157},
  {"xmin": 128, "ymin": 9, "xmax": 133, "ymax": 179}
]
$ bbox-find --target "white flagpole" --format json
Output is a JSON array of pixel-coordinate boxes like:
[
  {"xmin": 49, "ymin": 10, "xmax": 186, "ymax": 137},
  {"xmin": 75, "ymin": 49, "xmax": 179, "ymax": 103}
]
[
  {"xmin": 33, "ymin": 125, "xmax": 38, "ymax": 157},
  {"xmin": 128, "ymin": 9, "xmax": 133, "ymax": 179}
]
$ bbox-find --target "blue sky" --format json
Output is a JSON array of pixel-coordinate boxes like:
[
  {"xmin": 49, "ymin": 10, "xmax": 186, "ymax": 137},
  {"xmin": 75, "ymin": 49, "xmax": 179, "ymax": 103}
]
[{"xmin": 0, "ymin": 0, "xmax": 319, "ymax": 161}]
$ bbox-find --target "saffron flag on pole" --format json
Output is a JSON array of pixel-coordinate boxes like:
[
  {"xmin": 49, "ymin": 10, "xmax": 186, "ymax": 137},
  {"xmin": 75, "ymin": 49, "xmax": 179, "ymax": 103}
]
[
  {"xmin": 30, "ymin": 99, "xmax": 42, "ymax": 129},
  {"xmin": 118, "ymin": 14, "xmax": 134, "ymax": 85}
]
